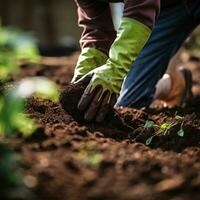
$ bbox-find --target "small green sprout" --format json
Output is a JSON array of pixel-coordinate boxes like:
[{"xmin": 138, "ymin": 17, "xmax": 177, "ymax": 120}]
[
  {"xmin": 144, "ymin": 121, "xmax": 155, "ymax": 128},
  {"xmin": 160, "ymin": 123, "xmax": 170, "ymax": 130},
  {"xmin": 177, "ymin": 128, "xmax": 185, "ymax": 137},
  {"xmin": 145, "ymin": 136, "xmax": 153, "ymax": 145},
  {"xmin": 145, "ymin": 119, "xmax": 185, "ymax": 145},
  {"xmin": 126, "ymin": 112, "xmax": 186, "ymax": 146},
  {"xmin": 176, "ymin": 115, "xmax": 185, "ymax": 137}
]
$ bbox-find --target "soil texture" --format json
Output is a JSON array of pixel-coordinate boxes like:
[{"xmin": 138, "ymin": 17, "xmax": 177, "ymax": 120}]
[{"xmin": 5, "ymin": 54, "xmax": 200, "ymax": 200}]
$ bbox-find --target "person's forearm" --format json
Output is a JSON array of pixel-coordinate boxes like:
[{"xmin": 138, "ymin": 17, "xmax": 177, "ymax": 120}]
[
  {"xmin": 123, "ymin": 0, "xmax": 160, "ymax": 29},
  {"xmin": 75, "ymin": 0, "xmax": 116, "ymax": 56},
  {"xmin": 75, "ymin": 0, "xmax": 160, "ymax": 55}
]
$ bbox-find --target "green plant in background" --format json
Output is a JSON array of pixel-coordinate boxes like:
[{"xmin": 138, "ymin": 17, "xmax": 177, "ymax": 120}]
[
  {"xmin": 0, "ymin": 52, "xmax": 17, "ymax": 81},
  {"xmin": 0, "ymin": 77, "xmax": 59, "ymax": 137},
  {"xmin": 0, "ymin": 23, "xmax": 59, "ymax": 197},
  {"xmin": 0, "ymin": 23, "xmax": 55, "ymax": 137},
  {"xmin": 0, "ymin": 22, "xmax": 40, "ymax": 81},
  {"xmin": 0, "ymin": 142, "xmax": 36, "ymax": 200},
  {"xmin": 0, "ymin": 77, "xmax": 59, "ymax": 199},
  {"xmin": 0, "ymin": 145, "xmax": 23, "ymax": 189}
]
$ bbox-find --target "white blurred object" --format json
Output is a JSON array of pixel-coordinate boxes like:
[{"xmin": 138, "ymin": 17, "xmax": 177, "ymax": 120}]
[
  {"xmin": 110, "ymin": 3, "xmax": 124, "ymax": 30},
  {"xmin": 13, "ymin": 77, "xmax": 59, "ymax": 101}
]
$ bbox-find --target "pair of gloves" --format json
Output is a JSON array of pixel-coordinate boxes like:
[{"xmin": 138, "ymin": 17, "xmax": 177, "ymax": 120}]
[{"xmin": 72, "ymin": 17, "xmax": 151, "ymax": 122}]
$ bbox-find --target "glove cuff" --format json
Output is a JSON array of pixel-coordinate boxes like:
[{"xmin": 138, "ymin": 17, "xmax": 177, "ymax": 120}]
[
  {"xmin": 72, "ymin": 48, "xmax": 108, "ymax": 82},
  {"xmin": 108, "ymin": 17, "xmax": 151, "ymax": 78},
  {"xmin": 91, "ymin": 17, "xmax": 151, "ymax": 94}
]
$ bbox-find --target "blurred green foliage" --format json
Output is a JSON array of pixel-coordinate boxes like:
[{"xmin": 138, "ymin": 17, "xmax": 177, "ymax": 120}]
[
  {"xmin": 0, "ymin": 22, "xmax": 40, "ymax": 81},
  {"xmin": 0, "ymin": 145, "xmax": 23, "ymax": 189},
  {"xmin": 0, "ymin": 22, "xmax": 59, "ymax": 137},
  {"xmin": 0, "ymin": 23, "xmax": 60, "ymax": 198},
  {"xmin": 0, "ymin": 95, "xmax": 25, "ymax": 136},
  {"xmin": 0, "ymin": 77, "xmax": 59, "ymax": 137},
  {"xmin": 0, "ymin": 94, "xmax": 37, "ymax": 138},
  {"xmin": 0, "ymin": 23, "xmax": 39, "ymax": 197}
]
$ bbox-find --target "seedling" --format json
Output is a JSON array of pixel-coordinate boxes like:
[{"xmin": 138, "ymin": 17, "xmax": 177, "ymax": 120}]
[
  {"xmin": 126, "ymin": 120, "xmax": 156, "ymax": 139},
  {"xmin": 145, "ymin": 114, "xmax": 186, "ymax": 145},
  {"xmin": 160, "ymin": 123, "xmax": 170, "ymax": 130}
]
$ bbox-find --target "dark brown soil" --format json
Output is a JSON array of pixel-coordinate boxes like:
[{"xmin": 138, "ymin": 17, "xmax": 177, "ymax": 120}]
[
  {"xmin": 59, "ymin": 81, "xmax": 131, "ymax": 135},
  {"xmin": 5, "ymin": 54, "xmax": 200, "ymax": 200},
  {"xmin": 59, "ymin": 81, "xmax": 88, "ymax": 122}
]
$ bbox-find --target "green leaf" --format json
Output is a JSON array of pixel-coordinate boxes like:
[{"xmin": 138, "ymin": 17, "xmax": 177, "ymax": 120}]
[
  {"xmin": 0, "ymin": 95, "xmax": 24, "ymax": 136},
  {"xmin": 146, "ymin": 137, "xmax": 153, "ymax": 145},
  {"xmin": 144, "ymin": 121, "xmax": 155, "ymax": 129},
  {"xmin": 0, "ymin": 51, "xmax": 18, "ymax": 81},
  {"xmin": 177, "ymin": 128, "xmax": 185, "ymax": 137},
  {"xmin": 0, "ymin": 145, "xmax": 23, "ymax": 188},
  {"xmin": 0, "ymin": 97, "xmax": 4, "ymax": 112},
  {"xmin": 160, "ymin": 123, "xmax": 170, "ymax": 130},
  {"xmin": 13, "ymin": 113, "xmax": 37, "ymax": 137}
]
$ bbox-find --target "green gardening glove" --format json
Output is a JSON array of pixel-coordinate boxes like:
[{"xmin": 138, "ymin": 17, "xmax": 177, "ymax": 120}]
[
  {"xmin": 77, "ymin": 17, "xmax": 151, "ymax": 122},
  {"xmin": 71, "ymin": 48, "xmax": 108, "ymax": 82}
]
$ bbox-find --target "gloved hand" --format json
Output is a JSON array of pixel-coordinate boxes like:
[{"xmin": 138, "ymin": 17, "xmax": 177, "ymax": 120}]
[
  {"xmin": 76, "ymin": 17, "xmax": 151, "ymax": 122},
  {"xmin": 71, "ymin": 48, "xmax": 108, "ymax": 83}
]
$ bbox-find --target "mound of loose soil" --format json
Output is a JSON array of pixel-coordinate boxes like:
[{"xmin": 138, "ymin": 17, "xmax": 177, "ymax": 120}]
[
  {"xmin": 59, "ymin": 81, "xmax": 130, "ymax": 135},
  {"xmin": 5, "ymin": 54, "xmax": 200, "ymax": 200},
  {"xmin": 59, "ymin": 81, "xmax": 87, "ymax": 122}
]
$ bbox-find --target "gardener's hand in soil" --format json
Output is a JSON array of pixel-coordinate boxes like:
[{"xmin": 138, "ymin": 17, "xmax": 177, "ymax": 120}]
[
  {"xmin": 75, "ymin": 18, "xmax": 152, "ymax": 122},
  {"xmin": 77, "ymin": 67, "xmax": 118, "ymax": 123}
]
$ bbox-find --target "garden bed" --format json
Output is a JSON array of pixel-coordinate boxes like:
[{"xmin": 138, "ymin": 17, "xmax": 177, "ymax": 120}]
[{"xmin": 8, "ymin": 53, "xmax": 200, "ymax": 200}]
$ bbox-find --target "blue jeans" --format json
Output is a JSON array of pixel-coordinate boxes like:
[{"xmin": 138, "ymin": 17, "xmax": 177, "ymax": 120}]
[{"xmin": 116, "ymin": 0, "xmax": 200, "ymax": 108}]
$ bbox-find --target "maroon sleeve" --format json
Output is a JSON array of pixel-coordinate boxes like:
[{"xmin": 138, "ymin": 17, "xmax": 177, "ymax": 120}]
[
  {"xmin": 74, "ymin": 0, "xmax": 116, "ymax": 56},
  {"xmin": 123, "ymin": 0, "xmax": 160, "ymax": 29}
]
